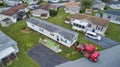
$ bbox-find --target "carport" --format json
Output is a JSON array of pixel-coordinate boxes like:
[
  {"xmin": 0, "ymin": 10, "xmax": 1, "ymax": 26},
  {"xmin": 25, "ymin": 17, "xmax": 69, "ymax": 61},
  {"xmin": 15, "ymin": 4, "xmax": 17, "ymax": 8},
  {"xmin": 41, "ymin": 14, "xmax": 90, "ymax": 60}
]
[{"xmin": 55, "ymin": 44, "xmax": 120, "ymax": 67}]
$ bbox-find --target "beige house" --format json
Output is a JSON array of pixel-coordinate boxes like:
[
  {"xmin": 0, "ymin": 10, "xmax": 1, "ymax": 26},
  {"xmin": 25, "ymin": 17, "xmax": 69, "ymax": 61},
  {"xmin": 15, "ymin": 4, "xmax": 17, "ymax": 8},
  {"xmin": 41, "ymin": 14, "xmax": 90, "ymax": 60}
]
[
  {"xmin": 32, "ymin": 4, "xmax": 50, "ymax": 19},
  {"xmin": 70, "ymin": 13, "xmax": 109, "ymax": 35},
  {"xmin": 65, "ymin": 2, "xmax": 81, "ymax": 14}
]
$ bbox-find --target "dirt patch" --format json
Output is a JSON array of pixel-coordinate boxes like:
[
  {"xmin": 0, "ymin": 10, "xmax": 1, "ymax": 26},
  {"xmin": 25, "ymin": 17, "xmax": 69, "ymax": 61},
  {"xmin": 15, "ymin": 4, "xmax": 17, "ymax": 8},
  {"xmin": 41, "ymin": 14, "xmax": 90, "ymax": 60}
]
[{"xmin": 21, "ymin": 27, "xmax": 31, "ymax": 33}]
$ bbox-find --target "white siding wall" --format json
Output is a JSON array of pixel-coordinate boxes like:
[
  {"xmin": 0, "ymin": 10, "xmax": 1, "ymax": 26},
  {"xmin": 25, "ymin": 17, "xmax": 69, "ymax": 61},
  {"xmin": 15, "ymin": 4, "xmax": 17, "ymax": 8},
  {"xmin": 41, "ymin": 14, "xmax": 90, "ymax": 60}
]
[
  {"xmin": 0, "ymin": 14, "xmax": 17, "ymax": 23},
  {"xmin": 27, "ymin": 21, "xmax": 76, "ymax": 47},
  {"xmin": 72, "ymin": 20, "xmax": 107, "ymax": 35}
]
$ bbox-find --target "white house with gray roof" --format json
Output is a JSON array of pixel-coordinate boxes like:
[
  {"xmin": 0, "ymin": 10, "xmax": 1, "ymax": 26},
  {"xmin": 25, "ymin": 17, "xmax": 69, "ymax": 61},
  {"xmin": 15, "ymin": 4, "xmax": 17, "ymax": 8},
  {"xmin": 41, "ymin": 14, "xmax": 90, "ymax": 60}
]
[
  {"xmin": 26, "ymin": 18, "xmax": 78, "ymax": 47},
  {"xmin": 0, "ymin": 31, "xmax": 19, "ymax": 66},
  {"xmin": 107, "ymin": 1, "xmax": 120, "ymax": 9},
  {"xmin": 103, "ymin": 10, "xmax": 120, "ymax": 24}
]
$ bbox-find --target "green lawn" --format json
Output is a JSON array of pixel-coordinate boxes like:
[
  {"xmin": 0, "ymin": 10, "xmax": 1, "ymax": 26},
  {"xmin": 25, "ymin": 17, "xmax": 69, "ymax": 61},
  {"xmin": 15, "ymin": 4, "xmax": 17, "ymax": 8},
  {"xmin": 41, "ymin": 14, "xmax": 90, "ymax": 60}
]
[
  {"xmin": 0, "ymin": 1, "xmax": 119, "ymax": 67},
  {"xmin": 0, "ymin": 20, "xmax": 39, "ymax": 67},
  {"xmin": 105, "ymin": 23, "xmax": 120, "ymax": 42}
]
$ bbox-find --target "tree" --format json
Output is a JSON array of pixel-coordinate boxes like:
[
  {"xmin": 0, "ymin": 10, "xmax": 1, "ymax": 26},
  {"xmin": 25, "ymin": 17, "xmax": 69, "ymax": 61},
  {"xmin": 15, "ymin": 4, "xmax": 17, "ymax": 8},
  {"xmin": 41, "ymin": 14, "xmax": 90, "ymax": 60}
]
[{"xmin": 49, "ymin": 10, "xmax": 57, "ymax": 17}]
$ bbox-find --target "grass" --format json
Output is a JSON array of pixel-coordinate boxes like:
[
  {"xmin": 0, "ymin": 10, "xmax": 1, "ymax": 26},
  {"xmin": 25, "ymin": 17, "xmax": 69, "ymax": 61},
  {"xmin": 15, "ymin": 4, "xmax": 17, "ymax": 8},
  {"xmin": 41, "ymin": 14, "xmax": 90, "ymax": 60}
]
[
  {"xmin": 0, "ymin": 20, "xmax": 39, "ymax": 67},
  {"xmin": 105, "ymin": 23, "xmax": 120, "ymax": 42}
]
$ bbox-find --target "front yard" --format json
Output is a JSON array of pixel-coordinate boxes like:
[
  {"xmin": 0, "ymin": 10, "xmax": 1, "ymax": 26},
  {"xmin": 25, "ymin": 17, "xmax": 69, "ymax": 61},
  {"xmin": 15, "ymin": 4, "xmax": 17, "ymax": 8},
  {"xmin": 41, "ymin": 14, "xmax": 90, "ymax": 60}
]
[{"xmin": 0, "ymin": 7, "xmax": 120, "ymax": 67}]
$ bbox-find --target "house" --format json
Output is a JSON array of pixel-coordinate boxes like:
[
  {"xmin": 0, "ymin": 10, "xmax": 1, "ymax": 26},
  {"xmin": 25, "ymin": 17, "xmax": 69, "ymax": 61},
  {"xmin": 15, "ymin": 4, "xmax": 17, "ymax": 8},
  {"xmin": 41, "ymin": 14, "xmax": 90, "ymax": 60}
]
[
  {"xmin": 70, "ymin": 13, "xmax": 109, "ymax": 35},
  {"xmin": 27, "ymin": 18, "xmax": 79, "ymax": 47},
  {"xmin": 48, "ymin": 0, "xmax": 60, "ymax": 3},
  {"xmin": 4, "ymin": 0, "xmax": 22, "ymax": 6},
  {"xmin": 48, "ymin": 5, "xmax": 58, "ymax": 11},
  {"xmin": 92, "ymin": 1, "xmax": 105, "ymax": 10},
  {"xmin": 103, "ymin": 10, "xmax": 120, "ymax": 24},
  {"xmin": 65, "ymin": 2, "xmax": 81, "ymax": 14},
  {"xmin": 32, "ymin": 4, "xmax": 56, "ymax": 19},
  {"xmin": 95, "ymin": 12, "xmax": 102, "ymax": 18},
  {"xmin": 107, "ymin": 1, "xmax": 120, "ymax": 9},
  {"xmin": 17, "ymin": 11, "xmax": 27, "ymax": 21},
  {"xmin": 0, "ymin": 18, "xmax": 13, "ymax": 27},
  {"xmin": 0, "ymin": 4, "xmax": 28, "ymax": 23},
  {"xmin": 85, "ymin": 9, "xmax": 93, "ymax": 14},
  {"xmin": 55, "ymin": 44, "xmax": 120, "ymax": 67},
  {"xmin": 23, "ymin": 0, "xmax": 40, "ymax": 5},
  {"xmin": 0, "ymin": 31, "xmax": 19, "ymax": 67}
]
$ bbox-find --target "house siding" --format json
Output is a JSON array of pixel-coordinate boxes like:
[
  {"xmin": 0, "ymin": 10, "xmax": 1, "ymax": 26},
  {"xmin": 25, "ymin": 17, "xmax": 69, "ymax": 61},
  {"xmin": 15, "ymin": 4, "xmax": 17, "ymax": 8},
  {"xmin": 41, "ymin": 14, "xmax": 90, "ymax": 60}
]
[
  {"xmin": 72, "ymin": 20, "xmax": 107, "ymax": 35},
  {"xmin": 0, "ymin": 14, "xmax": 17, "ymax": 23},
  {"xmin": 27, "ymin": 21, "xmax": 76, "ymax": 47},
  {"xmin": 103, "ymin": 13, "xmax": 120, "ymax": 24}
]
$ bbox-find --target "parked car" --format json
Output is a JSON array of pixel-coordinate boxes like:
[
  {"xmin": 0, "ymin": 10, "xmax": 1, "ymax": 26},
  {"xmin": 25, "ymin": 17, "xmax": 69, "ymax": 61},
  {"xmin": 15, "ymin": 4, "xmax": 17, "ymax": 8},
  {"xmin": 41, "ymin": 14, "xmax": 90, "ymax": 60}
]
[{"xmin": 85, "ymin": 31, "xmax": 101, "ymax": 41}]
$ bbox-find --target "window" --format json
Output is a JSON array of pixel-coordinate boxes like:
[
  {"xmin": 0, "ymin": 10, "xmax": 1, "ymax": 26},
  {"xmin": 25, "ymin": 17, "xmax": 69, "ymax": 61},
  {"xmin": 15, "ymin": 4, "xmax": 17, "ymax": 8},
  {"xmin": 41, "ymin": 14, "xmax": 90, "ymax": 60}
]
[
  {"xmin": 88, "ymin": 24, "xmax": 91, "ymax": 27},
  {"xmin": 76, "ymin": 24, "xmax": 79, "ymax": 27},
  {"xmin": 107, "ymin": 15, "xmax": 111, "ymax": 19},
  {"xmin": 32, "ymin": 24, "xmax": 34, "ymax": 27},
  {"xmin": 116, "ymin": 17, "xmax": 120, "ymax": 21},
  {"xmin": 82, "ymin": 26, "xmax": 85, "ymax": 29},
  {"xmin": 39, "ymin": 28, "xmax": 44, "ymax": 32},
  {"xmin": 73, "ymin": 23, "xmax": 76, "ymax": 26},
  {"xmin": 50, "ymin": 33, "xmax": 54, "ymax": 36},
  {"xmin": 79, "ymin": 25, "xmax": 81, "ymax": 28},
  {"xmin": 96, "ymin": 25, "xmax": 103, "ymax": 31},
  {"xmin": 65, "ymin": 40, "xmax": 67, "ymax": 43}
]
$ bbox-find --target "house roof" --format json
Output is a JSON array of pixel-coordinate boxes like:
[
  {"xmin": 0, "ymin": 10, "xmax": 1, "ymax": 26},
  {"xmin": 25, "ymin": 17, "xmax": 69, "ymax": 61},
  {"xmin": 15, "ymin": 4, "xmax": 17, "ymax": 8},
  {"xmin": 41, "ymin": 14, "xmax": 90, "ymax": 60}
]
[
  {"xmin": 48, "ymin": 5, "xmax": 57, "ymax": 10},
  {"xmin": 1, "ymin": 4, "xmax": 27, "ymax": 16},
  {"xmin": 55, "ymin": 44, "xmax": 120, "ymax": 67},
  {"xmin": 73, "ymin": 13, "xmax": 109, "ymax": 27},
  {"xmin": 107, "ymin": 1, "xmax": 120, "ymax": 4},
  {"xmin": 66, "ymin": 2, "xmax": 80, "ymax": 7},
  {"xmin": 0, "ymin": 31, "xmax": 17, "ymax": 51},
  {"xmin": 37, "ymin": 4, "xmax": 50, "ymax": 10},
  {"xmin": 27, "ymin": 18, "xmax": 78, "ymax": 41},
  {"xmin": 105, "ymin": 10, "xmax": 120, "ymax": 16}
]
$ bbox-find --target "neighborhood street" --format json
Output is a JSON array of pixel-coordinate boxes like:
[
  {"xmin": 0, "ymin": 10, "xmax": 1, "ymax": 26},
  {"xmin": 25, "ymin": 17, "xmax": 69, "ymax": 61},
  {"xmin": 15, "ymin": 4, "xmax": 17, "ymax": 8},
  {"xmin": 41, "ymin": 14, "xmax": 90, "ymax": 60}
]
[
  {"xmin": 85, "ymin": 36, "xmax": 120, "ymax": 49},
  {"xmin": 27, "ymin": 44, "xmax": 68, "ymax": 67}
]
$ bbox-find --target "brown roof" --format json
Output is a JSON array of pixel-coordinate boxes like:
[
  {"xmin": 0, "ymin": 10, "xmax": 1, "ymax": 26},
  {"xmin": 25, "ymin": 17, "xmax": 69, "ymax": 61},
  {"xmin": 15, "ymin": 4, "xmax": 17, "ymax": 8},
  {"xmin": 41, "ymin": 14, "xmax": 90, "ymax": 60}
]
[
  {"xmin": 48, "ymin": 5, "xmax": 57, "ymax": 10},
  {"xmin": 37, "ymin": 4, "xmax": 50, "ymax": 10},
  {"xmin": 66, "ymin": 2, "xmax": 80, "ymax": 7},
  {"xmin": 1, "ymin": 4, "xmax": 27, "ymax": 16},
  {"xmin": 73, "ymin": 13, "xmax": 109, "ymax": 27}
]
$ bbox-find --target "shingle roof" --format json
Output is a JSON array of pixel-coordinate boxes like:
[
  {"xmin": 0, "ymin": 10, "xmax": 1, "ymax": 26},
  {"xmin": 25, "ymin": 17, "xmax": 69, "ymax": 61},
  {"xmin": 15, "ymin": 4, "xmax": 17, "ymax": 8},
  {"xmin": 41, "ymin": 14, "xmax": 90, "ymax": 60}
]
[
  {"xmin": 55, "ymin": 44, "xmax": 120, "ymax": 67},
  {"xmin": 105, "ymin": 10, "xmax": 120, "ymax": 16},
  {"xmin": 73, "ymin": 13, "xmax": 109, "ymax": 27},
  {"xmin": 37, "ymin": 4, "xmax": 50, "ymax": 10},
  {"xmin": 0, "ymin": 31, "xmax": 17, "ymax": 51},
  {"xmin": 66, "ymin": 2, "xmax": 80, "ymax": 7},
  {"xmin": 1, "ymin": 4, "xmax": 27, "ymax": 16},
  {"xmin": 27, "ymin": 18, "xmax": 78, "ymax": 41}
]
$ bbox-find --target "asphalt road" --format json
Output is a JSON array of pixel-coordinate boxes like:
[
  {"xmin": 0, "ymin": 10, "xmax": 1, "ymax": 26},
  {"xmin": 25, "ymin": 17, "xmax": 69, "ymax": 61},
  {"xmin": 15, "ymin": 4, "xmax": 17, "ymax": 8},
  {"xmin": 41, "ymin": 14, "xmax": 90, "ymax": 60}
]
[
  {"xmin": 85, "ymin": 36, "xmax": 120, "ymax": 49},
  {"xmin": 27, "ymin": 44, "xmax": 67, "ymax": 67}
]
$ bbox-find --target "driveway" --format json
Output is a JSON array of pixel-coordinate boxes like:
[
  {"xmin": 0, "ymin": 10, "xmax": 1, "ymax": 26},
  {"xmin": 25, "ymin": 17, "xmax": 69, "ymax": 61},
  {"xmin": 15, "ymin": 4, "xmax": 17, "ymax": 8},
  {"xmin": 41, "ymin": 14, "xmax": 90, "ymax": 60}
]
[
  {"xmin": 27, "ymin": 44, "xmax": 67, "ymax": 67},
  {"xmin": 85, "ymin": 36, "xmax": 120, "ymax": 49}
]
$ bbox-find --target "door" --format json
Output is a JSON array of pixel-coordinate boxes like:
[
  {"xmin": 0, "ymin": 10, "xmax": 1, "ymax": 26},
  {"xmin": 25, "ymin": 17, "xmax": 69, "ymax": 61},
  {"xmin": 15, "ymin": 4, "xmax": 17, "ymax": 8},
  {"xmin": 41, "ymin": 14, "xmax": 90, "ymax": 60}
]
[{"xmin": 57, "ymin": 36, "xmax": 59, "ymax": 41}]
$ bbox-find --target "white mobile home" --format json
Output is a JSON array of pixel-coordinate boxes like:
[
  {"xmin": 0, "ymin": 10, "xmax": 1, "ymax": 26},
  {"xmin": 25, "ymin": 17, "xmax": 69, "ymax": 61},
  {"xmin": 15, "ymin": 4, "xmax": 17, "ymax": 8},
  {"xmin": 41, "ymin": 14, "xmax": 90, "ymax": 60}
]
[
  {"xmin": 0, "ymin": 31, "xmax": 19, "ymax": 66},
  {"xmin": 27, "ymin": 18, "xmax": 79, "ymax": 47}
]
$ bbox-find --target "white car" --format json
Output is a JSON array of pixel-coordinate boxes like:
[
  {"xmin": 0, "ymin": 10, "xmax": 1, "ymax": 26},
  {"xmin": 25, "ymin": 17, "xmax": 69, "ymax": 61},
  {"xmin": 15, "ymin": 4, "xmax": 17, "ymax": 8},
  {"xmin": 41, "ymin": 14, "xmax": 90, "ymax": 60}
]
[{"xmin": 85, "ymin": 31, "xmax": 102, "ymax": 41}]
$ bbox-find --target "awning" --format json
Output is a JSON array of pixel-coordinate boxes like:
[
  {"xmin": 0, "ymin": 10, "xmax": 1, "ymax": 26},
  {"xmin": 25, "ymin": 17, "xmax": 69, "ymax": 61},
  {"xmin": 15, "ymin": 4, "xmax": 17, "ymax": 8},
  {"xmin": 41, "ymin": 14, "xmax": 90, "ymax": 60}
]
[{"xmin": 0, "ymin": 47, "xmax": 15, "ymax": 60}]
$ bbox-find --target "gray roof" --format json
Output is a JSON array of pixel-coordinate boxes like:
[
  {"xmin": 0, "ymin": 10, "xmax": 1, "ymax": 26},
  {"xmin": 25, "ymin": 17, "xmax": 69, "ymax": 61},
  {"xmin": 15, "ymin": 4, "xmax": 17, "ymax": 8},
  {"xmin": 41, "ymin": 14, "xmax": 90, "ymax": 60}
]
[
  {"xmin": 55, "ymin": 44, "xmax": 120, "ymax": 67},
  {"xmin": 105, "ymin": 10, "xmax": 120, "ymax": 16},
  {"xmin": 107, "ymin": 1, "xmax": 120, "ymax": 4},
  {"xmin": 27, "ymin": 18, "xmax": 78, "ymax": 41},
  {"xmin": 0, "ymin": 31, "xmax": 17, "ymax": 51}
]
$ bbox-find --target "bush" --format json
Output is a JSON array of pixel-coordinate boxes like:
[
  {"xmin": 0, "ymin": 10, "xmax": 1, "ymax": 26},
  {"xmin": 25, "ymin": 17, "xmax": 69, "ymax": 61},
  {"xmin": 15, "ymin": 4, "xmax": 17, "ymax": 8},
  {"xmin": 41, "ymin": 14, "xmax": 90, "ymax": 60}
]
[
  {"xmin": 49, "ymin": 10, "xmax": 58, "ymax": 17},
  {"xmin": 0, "ymin": 3, "xmax": 3, "ymax": 6}
]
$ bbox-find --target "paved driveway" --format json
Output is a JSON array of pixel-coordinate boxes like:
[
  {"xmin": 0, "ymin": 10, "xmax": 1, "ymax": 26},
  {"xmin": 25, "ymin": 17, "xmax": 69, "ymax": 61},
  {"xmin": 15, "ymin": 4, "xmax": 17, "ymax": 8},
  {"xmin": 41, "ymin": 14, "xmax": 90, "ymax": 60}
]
[
  {"xmin": 27, "ymin": 44, "xmax": 67, "ymax": 67},
  {"xmin": 85, "ymin": 36, "xmax": 120, "ymax": 49}
]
